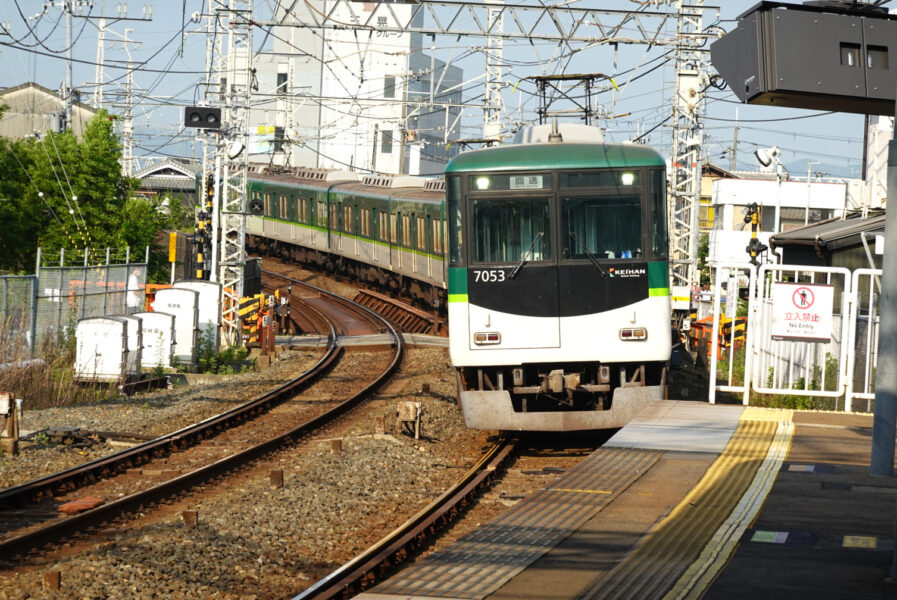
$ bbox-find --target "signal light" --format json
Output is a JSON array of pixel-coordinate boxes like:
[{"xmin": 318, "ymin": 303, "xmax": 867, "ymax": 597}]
[{"xmin": 184, "ymin": 106, "xmax": 222, "ymax": 129}]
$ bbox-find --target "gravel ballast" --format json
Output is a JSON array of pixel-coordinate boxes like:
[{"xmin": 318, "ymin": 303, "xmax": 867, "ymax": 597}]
[{"xmin": 0, "ymin": 346, "xmax": 491, "ymax": 600}]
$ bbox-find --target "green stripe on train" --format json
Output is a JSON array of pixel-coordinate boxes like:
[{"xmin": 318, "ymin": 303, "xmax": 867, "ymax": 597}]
[
  {"xmin": 448, "ymin": 267, "xmax": 468, "ymax": 298},
  {"xmin": 647, "ymin": 261, "xmax": 669, "ymax": 290}
]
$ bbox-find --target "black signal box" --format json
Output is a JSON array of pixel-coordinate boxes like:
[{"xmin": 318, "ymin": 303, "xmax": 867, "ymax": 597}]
[
  {"xmin": 711, "ymin": 2, "xmax": 897, "ymax": 115},
  {"xmin": 184, "ymin": 106, "xmax": 222, "ymax": 129}
]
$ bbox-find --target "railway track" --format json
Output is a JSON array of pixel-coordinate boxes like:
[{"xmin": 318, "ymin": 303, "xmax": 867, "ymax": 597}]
[
  {"xmin": 0, "ymin": 281, "xmax": 404, "ymax": 562},
  {"xmin": 261, "ymin": 257, "xmax": 446, "ymax": 335},
  {"xmin": 294, "ymin": 432, "xmax": 613, "ymax": 599},
  {"xmin": 296, "ymin": 436, "xmax": 516, "ymax": 600}
]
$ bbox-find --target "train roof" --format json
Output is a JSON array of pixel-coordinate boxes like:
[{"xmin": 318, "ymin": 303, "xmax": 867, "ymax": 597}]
[
  {"xmin": 445, "ymin": 142, "xmax": 665, "ymax": 173},
  {"xmin": 248, "ymin": 170, "xmax": 444, "ymax": 202}
]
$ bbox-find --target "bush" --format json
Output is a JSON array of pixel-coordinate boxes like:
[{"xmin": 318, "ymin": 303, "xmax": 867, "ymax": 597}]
[{"xmin": 194, "ymin": 328, "xmax": 251, "ymax": 374}]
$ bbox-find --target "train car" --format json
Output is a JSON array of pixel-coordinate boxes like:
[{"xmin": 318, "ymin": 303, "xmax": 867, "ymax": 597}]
[
  {"xmin": 445, "ymin": 122, "xmax": 671, "ymax": 431},
  {"xmin": 245, "ymin": 169, "xmax": 446, "ymax": 309}
]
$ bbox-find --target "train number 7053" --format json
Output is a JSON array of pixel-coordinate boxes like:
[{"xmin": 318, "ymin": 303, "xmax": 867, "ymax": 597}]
[{"xmin": 473, "ymin": 269, "xmax": 506, "ymax": 283}]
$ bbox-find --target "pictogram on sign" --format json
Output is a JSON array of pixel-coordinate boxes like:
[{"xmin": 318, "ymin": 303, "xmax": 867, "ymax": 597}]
[
  {"xmin": 792, "ymin": 287, "xmax": 815, "ymax": 309},
  {"xmin": 770, "ymin": 282, "xmax": 834, "ymax": 342}
]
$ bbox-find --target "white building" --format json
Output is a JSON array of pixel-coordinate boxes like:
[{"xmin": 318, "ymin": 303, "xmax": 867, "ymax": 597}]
[
  {"xmin": 709, "ymin": 176, "xmax": 848, "ymax": 266},
  {"xmin": 250, "ymin": 3, "xmax": 463, "ymax": 175}
]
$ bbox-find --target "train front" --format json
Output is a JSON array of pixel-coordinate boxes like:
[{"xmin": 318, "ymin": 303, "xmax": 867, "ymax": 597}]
[{"xmin": 445, "ymin": 124, "xmax": 671, "ymax": 432}]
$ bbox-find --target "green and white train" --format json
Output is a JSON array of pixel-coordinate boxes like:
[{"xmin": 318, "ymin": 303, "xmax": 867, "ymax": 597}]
[{"xmin": 245, "ymin": 122, "xmax": 672, "ymax": 432}]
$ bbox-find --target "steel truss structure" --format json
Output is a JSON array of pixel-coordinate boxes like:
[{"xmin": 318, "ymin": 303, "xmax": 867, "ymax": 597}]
[{"xmin": 199, "ymin": 0, "xmax": 718, "ymax": 344}]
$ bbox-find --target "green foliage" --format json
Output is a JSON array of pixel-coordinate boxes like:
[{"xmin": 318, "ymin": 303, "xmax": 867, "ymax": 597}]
[
  {"xmin": 0, "ymin": 110, "xmax": 149, "ymax": 271},
  {"xmin": 120, "ymin": 194, "xmax": 192, "ymax": 284},
  {"xmin": 697, "ymin": 233, "xmax": 710, "ymax": 287},
  {"xmin": 757, "ymin": 352, "xmax": 841, "ymax": 410},
  {"xmin": 195, "ymin": 328, "xmax": 250, "ymax": 374}
]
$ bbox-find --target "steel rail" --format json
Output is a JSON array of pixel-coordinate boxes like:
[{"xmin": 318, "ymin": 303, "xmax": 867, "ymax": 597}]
[
  {"xmin": 293, "ymin": 437, "xmax": 516, "ymax": 600},
  {"xmin": 0, "ymin": 300, "xmax": 337, "ymax": 511},
  {"xmin": 0, "ymin": 289, "xmax": 402, "ymax": 560}
]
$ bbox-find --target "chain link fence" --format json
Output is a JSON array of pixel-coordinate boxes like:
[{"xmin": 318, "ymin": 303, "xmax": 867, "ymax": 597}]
[{"xmin": 0, "ymin": 248, "xmax": 148, "ymax": 356}]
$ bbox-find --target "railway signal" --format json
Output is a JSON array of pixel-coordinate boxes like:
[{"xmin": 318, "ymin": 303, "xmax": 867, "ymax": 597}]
[{"xmin": 183, "ymin": 106, "xmax": 222, "ymax": 129}]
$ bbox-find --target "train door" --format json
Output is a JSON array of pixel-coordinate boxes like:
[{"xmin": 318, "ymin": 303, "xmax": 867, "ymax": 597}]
[
  {"xmin": 410, "ymin": 213, "xmax": 418, "ymax": 274},
  {"xmin": 425, "ymin": 214, "xmax": 433, "ymax": 277},
  {"xmin": 466, "ymin": 175, "xmax": 560, "ymax": 350},
  {"xmin": 371, "ymin": 208, "xmax": 380, "ymax": 262},
  {"xmin": 331, "ymin": 200, "xmax": 340, "ymax": 252},
  {"xmin": 556, "ymin": 169, "xmax": 650, "ymax": 349}
]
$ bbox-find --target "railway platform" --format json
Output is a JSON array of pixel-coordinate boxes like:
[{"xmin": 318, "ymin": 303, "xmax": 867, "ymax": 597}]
[{"xmin": 356, "ymin": 400, "xmax": 897, "ymax": 600}]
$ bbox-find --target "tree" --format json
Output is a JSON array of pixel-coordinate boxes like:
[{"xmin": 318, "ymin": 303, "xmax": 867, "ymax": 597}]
[
  {"xmin": 0, "ymin": 109, "xmax": 196, "ymax": 276},
  {"xmin": 2, "ymin": 110, "xmax": 138, "ymax": 266},
  {"xmin": 119, "ymin": 192, "xmax": 193, "ymax": 282},
  {"xmin": 697, "ymin": 233, "xmax": 711, "ymax": 288},
  {"xmin": 0, "ymin": 137, "xmax": 41, "ymax": 273}
]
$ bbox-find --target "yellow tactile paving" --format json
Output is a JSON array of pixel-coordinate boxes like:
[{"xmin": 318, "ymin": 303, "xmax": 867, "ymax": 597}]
[
  {"xmin": 740, "ymin": 406, "xmax": 794, "ymax": 423},
  {"xmin": 581, "ymin": 418, "xmax": 783, "ymax": 599}
]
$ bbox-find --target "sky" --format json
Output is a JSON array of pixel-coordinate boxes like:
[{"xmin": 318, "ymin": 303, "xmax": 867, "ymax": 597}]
[{"xmin": 0, "ymin": 0, "xmax": 876, "ymax": 178}]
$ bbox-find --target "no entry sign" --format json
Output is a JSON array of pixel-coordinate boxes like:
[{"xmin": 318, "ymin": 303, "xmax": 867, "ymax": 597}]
[{"xmin": 770, "ymin": 282, "xmax": 834, "ymax": 342}]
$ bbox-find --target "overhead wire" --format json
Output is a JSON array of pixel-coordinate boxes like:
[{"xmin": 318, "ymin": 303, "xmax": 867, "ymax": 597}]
[
  {"xmin": 34, "ymin": 132, "xmax": 89, "ymax": 245},
  {"xmin": 8, "ymin": 143, "xmax": 77, "ymax": 245}
]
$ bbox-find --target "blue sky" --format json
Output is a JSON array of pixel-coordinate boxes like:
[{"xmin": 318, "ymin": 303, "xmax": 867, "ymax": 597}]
[{"xmin": 0, "ymin": 0, "xmax": 872, "ymax": 177}]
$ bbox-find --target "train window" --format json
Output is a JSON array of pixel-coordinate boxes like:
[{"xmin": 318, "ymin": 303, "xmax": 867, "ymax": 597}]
[
  {"xmin": 562, "ymin": 196, "xmax": 642, "ymax": 260},
  {"xmin": 331, "ymin": 204, "xmax": 339, "ymax": 230},
  {"xmin": 471, "ymin": 197, "xmax": 551, "ymax": 264},
  {"xmin": 561, "ymin": 171, "xmax": 640, "ymax": 188},
  {"xmin": 651, "ymin": 169, "xmax": 668, "ymax": 258},
  {"xmin": 402, "ymin": 215, "xmax": 411, "ymax": 246},
  {"xmin": 279, "ymin": 196, "xmax": 289, "ymax": 220},
  {"xmin": 298, "ymin": 197, "xmax": 308, "ymax": 223},
  {"xmin": 318, "ymin": 201, "xmax": 327, "ymax": 227},
  {"xmin": 390, "ymin": 214, "xmax": 397, "ymax": 244},
  {"xmin": 416, "ymin": 216, "xmax": 426, "ymax": 250},
  {"xmin": 469, "ymin": 173, "xmax": 550, "ymax": 191},
  {"xmin": 344, "ymin": 205, "xmax": 353, "ymax": 233},
  {"xmin": 379, "ymin": 211, "xmax": 389, "ymax": 241},
  {"xmin": 360, "ymin": 208, "xmax": 371, "ymax": 237},
  {"xmin": 264, "ymin": 193, "xmax": 272, "ymax": 216},
  {"xmin": 432, "ymin": 219, "xmax": 443, "ymax": 255}
]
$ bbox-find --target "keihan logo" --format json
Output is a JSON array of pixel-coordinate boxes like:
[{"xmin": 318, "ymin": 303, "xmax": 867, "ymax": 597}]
[{"xmin": 608, "ymin": 267, "xmax": 646, "ymax": 278}]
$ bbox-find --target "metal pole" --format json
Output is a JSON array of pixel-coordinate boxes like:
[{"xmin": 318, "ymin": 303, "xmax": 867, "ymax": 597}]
[
  {"xmin": 872, "ymin": 136, "xmax": 897, "ymax": 478},
  {"xmin": 66, "ymin": 0, "xmax": 73, "ymax": 130},
  {"xmin": 211, "ymin": 152, "xmax": 221, "ymax": 283}
]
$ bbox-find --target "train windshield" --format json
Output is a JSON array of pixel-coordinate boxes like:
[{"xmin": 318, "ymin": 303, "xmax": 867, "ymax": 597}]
[
  {"xmin": 561, "ymin": 196, "xmax": 642, "ymax": 260},
  {"xmin": 471, "ymin": 197, "xmax": 551, "ymax": 264}
]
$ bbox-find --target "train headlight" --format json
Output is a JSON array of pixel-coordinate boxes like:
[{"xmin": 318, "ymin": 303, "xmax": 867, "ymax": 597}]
[
  {"xmin": 475, "ymin": 176, "xmax": 491, "ymax": 190},
  {"xmin": 474, "ymin": 332, "xmax": 501, "ymax": 345},
  {"xmin": 620, "ymin": 172, "xmax": 635, "ymax": 186},
  {"xmin": 619, "ymin": 327, "xmax": 647, "ymax": 341}
]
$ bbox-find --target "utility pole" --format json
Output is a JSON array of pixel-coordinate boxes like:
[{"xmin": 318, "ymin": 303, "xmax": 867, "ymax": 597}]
[
  {"xmin": 66, "ymin": 0, "xmax": 73, "ymax": 129},
  {"xmin": 107, "ymin": 28, "xmax": 141, "ymax": 176},
  {"xmin": 94, "ymin": 18, "xmax": 105, "ymax": 109}
]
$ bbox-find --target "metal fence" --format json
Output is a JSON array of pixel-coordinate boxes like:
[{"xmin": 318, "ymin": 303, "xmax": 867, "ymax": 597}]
[
  {"xmin": 0, "ymin": 247, "xmax": 148, "ymax": 356},
  {"xmin": 708, "ymin": 262, "xmax": 881, "ymax": 413}
]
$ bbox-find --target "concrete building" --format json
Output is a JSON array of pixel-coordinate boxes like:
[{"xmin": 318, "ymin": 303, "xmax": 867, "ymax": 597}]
[
  {"xmin": 250, "ymin": 2, "xmax": 463, "ymax": 175},
  {"xmin": 709, "ymin": 176, "xmax": 848, "ymax": 266},
  {"xmin": 0, "ymin": 82, "xmax": 98, "ymax": 139}
]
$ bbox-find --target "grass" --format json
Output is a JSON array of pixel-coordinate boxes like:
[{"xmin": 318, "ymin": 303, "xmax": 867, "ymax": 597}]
[
  {"xmin": 0, "ymin": 314, "xmax": 116, "ymax": 409},
  {"xmin": 0, "ymin": 315, "xmax": 254, "ymax": 410}
]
